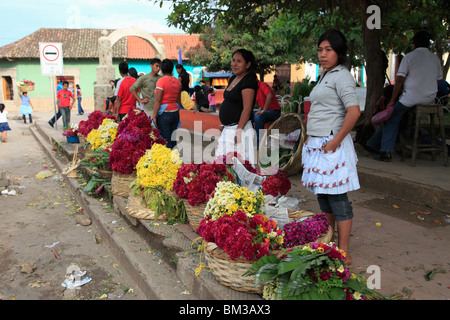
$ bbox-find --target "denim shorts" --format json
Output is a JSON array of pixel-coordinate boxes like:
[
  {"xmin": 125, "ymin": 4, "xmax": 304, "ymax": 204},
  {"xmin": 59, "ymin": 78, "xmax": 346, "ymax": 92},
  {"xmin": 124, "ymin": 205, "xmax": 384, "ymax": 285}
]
[{"xmin": 317, "ymin": 193, "xmax": 354, "ymax": 221}]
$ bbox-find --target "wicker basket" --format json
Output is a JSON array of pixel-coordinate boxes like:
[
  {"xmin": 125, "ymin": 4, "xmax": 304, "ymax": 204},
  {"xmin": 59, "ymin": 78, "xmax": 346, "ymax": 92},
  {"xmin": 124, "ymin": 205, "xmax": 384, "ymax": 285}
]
[
  {"xmin": 287, "ymin": 209, "xmax": 333, "ymax": 244},
  {"xmin": 203, "ymin": 242, "xmax": 262, "ymax": 294},
  {"xmin": 258, "ymin": 113, "xmax": 306, "ymax": 176},
  {"xmin": 98, "ymin": 169, "xmax": 113, "ymax": 179},
  {"xmin": 183, "ymin": 200, "xmax": 206, "ymax": 232},
  {"xmin": 111, "ymin": 171, "xmax": 136, "ymax": 197},
  {"xmin": 125, "ymin": 190, "xmax": 167, "ymax": 220},
  {"xmin": 18, "ymin": 85, "xmax": 34, "ymax": 92}
]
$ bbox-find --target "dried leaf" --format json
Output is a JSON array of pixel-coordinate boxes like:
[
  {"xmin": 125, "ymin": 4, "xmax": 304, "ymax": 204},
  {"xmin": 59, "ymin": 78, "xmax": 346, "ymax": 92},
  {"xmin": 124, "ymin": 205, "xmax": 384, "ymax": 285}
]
[
  {"xmin": 392, "ymin": 205, "xmax": 400, "ymax": 209},
  {"xmin": 416, "ymin": 210, "xmax": 431, "ymax": 215}
]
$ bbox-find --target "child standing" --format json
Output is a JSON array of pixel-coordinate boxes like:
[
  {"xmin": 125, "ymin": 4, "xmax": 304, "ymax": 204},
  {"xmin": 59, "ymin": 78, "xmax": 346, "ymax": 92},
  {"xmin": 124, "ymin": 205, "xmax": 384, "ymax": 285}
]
[
  {"xmin": 0, "ymin": 103, "xmax": 11, "ymax": 142},
  {"xmin": 19, "ymin": 91, "xmax": 34, "ymax": 124},
  {"xmin": 208, "ymin": 87, "xmax": 216, "ymax": 113},
  {"xmin": 56, "ymin": 81, "xmax": 74, "ymax": 128}
]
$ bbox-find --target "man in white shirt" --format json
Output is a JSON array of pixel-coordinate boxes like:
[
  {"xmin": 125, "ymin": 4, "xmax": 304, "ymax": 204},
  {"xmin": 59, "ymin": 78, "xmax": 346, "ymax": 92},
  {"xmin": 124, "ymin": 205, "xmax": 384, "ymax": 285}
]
[{"xmin": 367, "ymin": 31, "xmax": 442, "ymax": 161}]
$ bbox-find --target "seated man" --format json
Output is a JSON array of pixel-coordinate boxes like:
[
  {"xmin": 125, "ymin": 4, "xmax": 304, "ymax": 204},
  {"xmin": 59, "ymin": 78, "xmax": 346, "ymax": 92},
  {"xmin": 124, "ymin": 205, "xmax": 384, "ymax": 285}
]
[
  {"xmin": 253, "ymin": 80, "xmax": 281, "ymax": 145},
  {"xmin": 367, "ymin": 31, "xmax": 442, "ymax": 161}
]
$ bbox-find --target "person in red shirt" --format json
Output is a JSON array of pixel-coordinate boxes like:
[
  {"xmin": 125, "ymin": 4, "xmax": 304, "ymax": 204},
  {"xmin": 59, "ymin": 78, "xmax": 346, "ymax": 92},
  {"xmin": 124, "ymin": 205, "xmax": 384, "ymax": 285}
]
[
  {"xmin": 153, "ymin": 59, "xmax": 181, "ymax": 149},
  {"xmin": 56, "ymin": 81, "xmax": 75, "ymax": 129},
  {"xmin": 253, "ymin": 80, "xmax": 281, "ymax": 145},
  {"xmin": 114, "ymin": 61, "xmax": 137, "ymax": 121}
]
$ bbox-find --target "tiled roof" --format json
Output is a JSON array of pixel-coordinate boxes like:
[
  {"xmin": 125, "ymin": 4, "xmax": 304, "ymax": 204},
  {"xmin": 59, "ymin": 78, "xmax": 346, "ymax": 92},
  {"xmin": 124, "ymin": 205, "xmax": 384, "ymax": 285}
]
[
  {"xmin": 127, "ymin": 34, "xmax": 201, "ymax": 60},
  {"xmin": 0, "ymin": 28, "xmax": 200, "ymax": 60}
]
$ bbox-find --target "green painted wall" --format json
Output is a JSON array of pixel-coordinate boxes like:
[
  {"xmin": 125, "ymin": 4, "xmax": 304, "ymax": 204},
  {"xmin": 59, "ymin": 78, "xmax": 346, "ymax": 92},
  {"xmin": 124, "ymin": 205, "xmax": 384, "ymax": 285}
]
[{"xmin": 0, "ymin": 58, "xmax": 123, "ymax": 98}]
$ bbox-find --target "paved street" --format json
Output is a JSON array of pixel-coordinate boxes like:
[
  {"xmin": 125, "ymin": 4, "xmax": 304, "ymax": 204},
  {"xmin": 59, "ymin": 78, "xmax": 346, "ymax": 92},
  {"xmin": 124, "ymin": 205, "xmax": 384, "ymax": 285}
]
[{"xmin": 1, "ymin": 110, "xmax": 449, "ymax": 300}]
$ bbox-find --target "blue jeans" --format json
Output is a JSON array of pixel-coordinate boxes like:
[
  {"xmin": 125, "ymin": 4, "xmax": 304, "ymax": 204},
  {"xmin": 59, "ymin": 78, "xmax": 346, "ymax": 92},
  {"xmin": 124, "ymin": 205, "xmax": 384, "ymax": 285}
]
[
  {"xmin": 367, "ymin": 101, "xmax": 410, "ymax": 152},
  {"xmin": 156, "ymin": 110, "xmax": 179, "ymax": 149},
  {"xmin": 60, "ymin": 107, "xmax": 71, "ymax": 129},
  {"xmin": 77, "ymin": 97, "xmax": 84, "ymax": 114},
  {"xmin": 253, "ymin": 109, "xmax": 281, "ymax": 145}
]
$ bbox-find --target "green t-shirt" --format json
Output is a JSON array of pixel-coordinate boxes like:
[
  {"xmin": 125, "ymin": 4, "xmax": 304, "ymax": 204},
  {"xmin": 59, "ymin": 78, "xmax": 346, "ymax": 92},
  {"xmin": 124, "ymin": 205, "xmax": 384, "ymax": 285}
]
[{"xmin": 130, "ymin": 73, "xmax": 162, "ymax": 113}]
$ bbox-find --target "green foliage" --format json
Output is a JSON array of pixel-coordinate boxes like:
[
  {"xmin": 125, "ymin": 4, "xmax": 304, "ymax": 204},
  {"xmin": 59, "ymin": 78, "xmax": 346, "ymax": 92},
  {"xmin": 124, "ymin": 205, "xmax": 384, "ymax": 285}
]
[
  {"xmin": 245, "ymin": 247, "xmax": 387, "ymax": 300},
  {"xmin": 130, "ymin": 182, "xmax": 187, "ymax": 224}
]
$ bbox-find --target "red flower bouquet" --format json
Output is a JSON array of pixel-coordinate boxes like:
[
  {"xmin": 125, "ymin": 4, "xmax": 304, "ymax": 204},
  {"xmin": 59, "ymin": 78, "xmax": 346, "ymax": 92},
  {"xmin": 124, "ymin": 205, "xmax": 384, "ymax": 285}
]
[
  {"xmin": 197, "ymin": 210, "xmax": 284, "ymax": 261},
  {"xmin": 173, "ymin": 162, "xmax": 236, "ymax": 206},
  {"xmin": 261, "ymin": 170, "xmax": 291, "ymax": 197},
  {"xmin": 109, "ymin": 108, "xmax": 166, "ymax": 174},
  {"xmin": 78, "ymin": 110, "xmax": 116, "ymax": 137}
]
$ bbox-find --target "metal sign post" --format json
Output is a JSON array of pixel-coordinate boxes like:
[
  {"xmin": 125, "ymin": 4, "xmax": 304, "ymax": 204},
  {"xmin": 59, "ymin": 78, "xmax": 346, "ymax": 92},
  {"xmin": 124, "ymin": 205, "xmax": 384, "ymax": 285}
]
[{"xmin": 39, "ymin": 42, "xmax": 64, "ymax": 130}]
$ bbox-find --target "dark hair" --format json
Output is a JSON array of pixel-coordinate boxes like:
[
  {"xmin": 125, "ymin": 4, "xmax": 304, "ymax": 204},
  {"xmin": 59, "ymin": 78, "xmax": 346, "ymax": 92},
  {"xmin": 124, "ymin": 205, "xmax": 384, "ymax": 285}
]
[
  {"xmin": 129, "ymin": 67, "xmax": 138, "ymax": 79},
  {"xmin": 63, "ymin": 81, "xmax": 69, "ymax": 86},
  {"xmin": 176, "ymin": 64, "xmax": 185, "ymax": 72},
  {"xmin": 318, "ymin": 29, "xmax": 348, "ymax": 66},
  {"xmin": 194, "ymin": 85, "xmax": 202, "ymax": 92},
  {"xmin": 119, "ymin": 61, "xmax": 129, "ymax": 74},
  {"xmin": 0, "ymin": 103, "xmax": 4, "ymax": 113},
  {"xmin": 232, "ymin": 49, "xmax": 256, "ymax": 71},
  {"xmin": 161, "ymin": 59, "xmax": 174, "ymax": 74},
  {"xmin": 76, "ymin": 84, "xmax": 80, "ymax": 89},
  {"xmin": 412, "ymin": 31, "xmax": 431, "ymax": 48},
  {"xmin": 150, "ymin": 58, "xmax": 161, "ymax": 65}
]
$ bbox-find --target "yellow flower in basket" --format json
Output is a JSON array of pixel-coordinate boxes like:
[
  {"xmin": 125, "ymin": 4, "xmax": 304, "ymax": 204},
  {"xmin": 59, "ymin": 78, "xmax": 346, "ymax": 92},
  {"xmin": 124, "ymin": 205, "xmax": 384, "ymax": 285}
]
[
  {"xmin": 136, "ymin": 143, "xmax": 182, "ymax": 191},
  {"xmin": 87, "ymin": 118, "xmax": 118, "ymax": 151},
  {"xmin": 204, "ymin": 181, "xmax": 265, "ymax": 221}
]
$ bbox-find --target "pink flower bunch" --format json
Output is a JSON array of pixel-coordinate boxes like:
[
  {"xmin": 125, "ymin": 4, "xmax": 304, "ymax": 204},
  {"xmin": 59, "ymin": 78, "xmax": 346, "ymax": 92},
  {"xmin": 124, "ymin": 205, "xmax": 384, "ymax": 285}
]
[
  {"xmin": 109, "ymin": 108, "xmax": 166, "ymax": 174},
  {"xmin": 197, "ymin": 211, "xmax": 283, "ymax": 261},
  {"xmin": 261, "ymin": 170, "xmax": 291, "ymax": 197},
  {"xmin": 78, "ymin": 110, "xmax": 116, "ymax": 137},
  {"xmin": 282, "ymin": 213, "xmax": 329, "ymax": 248},
  {"xmin": 173, "ymin": 162, "xmax": 236, "ymax": 206},
  {"xmin": 62, "ymin": 127, "xmax": 79, "ymax": 137}
]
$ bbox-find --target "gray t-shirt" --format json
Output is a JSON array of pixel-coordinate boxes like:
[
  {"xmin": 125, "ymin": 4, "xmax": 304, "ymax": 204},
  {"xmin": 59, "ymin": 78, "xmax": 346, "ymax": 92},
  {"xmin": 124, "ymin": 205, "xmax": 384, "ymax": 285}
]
[
  {"xmin": 397, "ymin": 47, "xmax": 442, "ymax": 107},
  {"xmin": 307, "ymin": 65, "xmax": 359, "ymax": 136}
]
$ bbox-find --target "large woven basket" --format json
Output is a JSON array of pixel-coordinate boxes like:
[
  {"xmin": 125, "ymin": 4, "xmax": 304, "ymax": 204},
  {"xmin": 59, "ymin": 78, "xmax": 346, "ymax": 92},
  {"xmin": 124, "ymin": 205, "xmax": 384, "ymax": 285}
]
[
  {"xmin": 125, "ymin": 190, "xmax": 167, "ymax": 220},
  {"xmin": 184, "ymin": 200, "xmax": 206, "ymax": 232},
  {"xmin": 258, "ymin": 113, "xmax": 306, "ymax": 176},
  {"xmin": 203, "ymin": 242, "xmax": 262, "ymax": 294},
  {"xmin": 111, "ymin": 171, "xmax": 136, "ymax": 197},
  {"xmin": 19, "ymin": 85, "xmax": 34, "ymax": 92},
  {"xmin": 287, "ymin": 209, "xmax": 333, "ymax": 244}
]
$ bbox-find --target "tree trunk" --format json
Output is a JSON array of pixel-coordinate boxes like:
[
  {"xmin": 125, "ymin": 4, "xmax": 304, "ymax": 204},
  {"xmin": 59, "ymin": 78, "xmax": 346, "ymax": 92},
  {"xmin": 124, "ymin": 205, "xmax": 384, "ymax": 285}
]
[{"xmin": 354, "ymin": 26, "xmax": 385, "ymax": 145}]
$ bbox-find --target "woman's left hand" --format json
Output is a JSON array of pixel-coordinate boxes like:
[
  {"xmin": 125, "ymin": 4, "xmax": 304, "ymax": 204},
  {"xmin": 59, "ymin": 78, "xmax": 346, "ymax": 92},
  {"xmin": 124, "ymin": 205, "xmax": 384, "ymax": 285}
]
[{"xmin": 322, "ymin": 139, "xmax": 339, "ymax": 152}]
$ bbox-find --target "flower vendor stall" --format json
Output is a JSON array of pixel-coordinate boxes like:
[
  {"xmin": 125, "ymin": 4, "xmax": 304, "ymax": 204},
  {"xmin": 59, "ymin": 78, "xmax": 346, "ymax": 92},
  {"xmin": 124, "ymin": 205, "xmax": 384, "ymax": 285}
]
[
  {"xmin": 86, "ymin": 118, "xmax": 118, "ymax": 151},
  {"xmin": 197, "ymin": 210, "xmax": 283, "ymax": 293},
  {"xmin": 244, "ymin": 242, "xmax": 385, "ymax": 300},
  {"xmin": 62, "ymin": 124, "xmax": 80, "ymax": 143},
  {"xmin": 109, "ymin": 109, "xmax": 166, "ymax": 197},
  {"xmin": 173, "ymin": 162, "xmax": 236, "ymax": 230},
  {"xmin": 127, "ymin": 143, "xmax": 186, "ymax": 223}
]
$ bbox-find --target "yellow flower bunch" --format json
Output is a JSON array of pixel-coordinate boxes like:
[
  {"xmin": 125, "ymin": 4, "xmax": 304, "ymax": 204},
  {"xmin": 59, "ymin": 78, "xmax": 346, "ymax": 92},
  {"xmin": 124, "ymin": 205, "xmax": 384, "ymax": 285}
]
[
  {"xmin": 86, "ymin": 118, "xmax": 118, "ymax": 151},
  {"xmin": 136, "ymin": 143, "xmax": 182, "ymax": 191},
  {"xmin": 204, "ymin": 181, "xmax": 265, "ymax": 221}
]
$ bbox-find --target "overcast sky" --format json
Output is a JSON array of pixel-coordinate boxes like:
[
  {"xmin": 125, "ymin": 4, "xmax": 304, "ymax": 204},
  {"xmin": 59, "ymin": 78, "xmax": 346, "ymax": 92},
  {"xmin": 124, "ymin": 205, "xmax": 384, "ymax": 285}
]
[{"xmin": 0, "ymin": 0, "xmax": 185, "ymax": 47}]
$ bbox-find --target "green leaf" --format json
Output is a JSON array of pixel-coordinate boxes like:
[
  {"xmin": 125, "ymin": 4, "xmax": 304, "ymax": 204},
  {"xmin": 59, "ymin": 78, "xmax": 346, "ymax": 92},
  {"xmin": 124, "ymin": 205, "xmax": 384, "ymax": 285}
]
[{"xmin": 329, "ymin": 287, "xmax": 346, "ymax": 300}]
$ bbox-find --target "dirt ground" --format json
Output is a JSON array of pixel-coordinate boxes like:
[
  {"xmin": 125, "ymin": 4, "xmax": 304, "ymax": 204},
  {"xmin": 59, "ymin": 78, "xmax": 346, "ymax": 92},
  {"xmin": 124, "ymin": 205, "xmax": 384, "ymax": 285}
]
[
  {"xmin": 287, "ymin": 175, "xmax": 450, "ymax": 230},
  {"xmin": 0, "ymin": 118, "xmax": 145, "ymax": 300}
]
